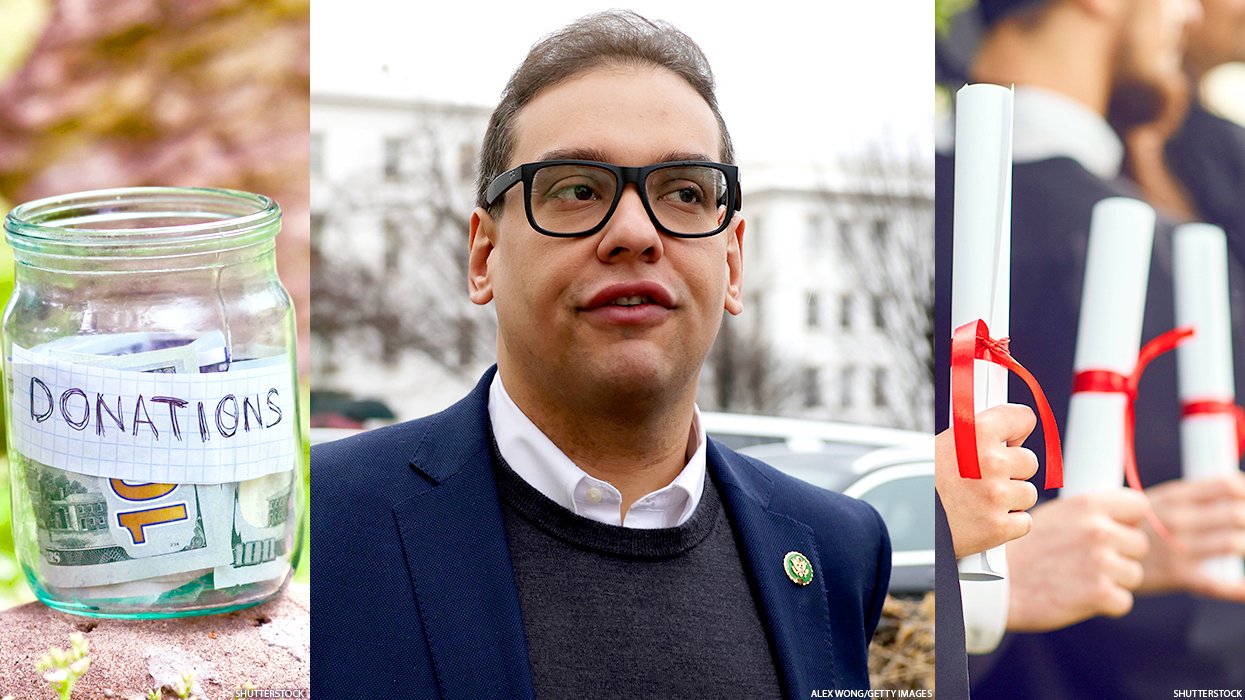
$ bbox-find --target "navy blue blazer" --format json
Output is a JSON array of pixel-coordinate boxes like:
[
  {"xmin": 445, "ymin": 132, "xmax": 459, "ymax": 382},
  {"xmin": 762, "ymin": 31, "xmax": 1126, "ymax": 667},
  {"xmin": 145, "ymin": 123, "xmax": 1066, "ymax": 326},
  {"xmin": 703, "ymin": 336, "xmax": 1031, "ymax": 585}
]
[
  {"xmin": 1168, "ymin": 101, "xmax": 1245, "ymax": 249},
  {"xmin": 310, "ymin": 368, "xmax": 892, "ymax": 698},
  {"xmin": 934, "ymin": 493, "xmax": 970, "ymax": 699}
]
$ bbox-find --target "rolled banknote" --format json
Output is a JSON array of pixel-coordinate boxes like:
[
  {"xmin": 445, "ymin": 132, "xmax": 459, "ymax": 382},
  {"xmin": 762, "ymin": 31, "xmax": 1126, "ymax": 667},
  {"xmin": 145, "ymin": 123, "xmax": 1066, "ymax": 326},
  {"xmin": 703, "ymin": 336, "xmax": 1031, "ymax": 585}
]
[
  {"xmin": 214, "ymin": 468, "xmax": 296, "ymax": 590},
  {"xmin": 27, "ymin": 459, "xmax": 229, "ymax": 589},
  {"xmin": 43, "ymin": 331, "xmax": 229, "ymax": 373}
]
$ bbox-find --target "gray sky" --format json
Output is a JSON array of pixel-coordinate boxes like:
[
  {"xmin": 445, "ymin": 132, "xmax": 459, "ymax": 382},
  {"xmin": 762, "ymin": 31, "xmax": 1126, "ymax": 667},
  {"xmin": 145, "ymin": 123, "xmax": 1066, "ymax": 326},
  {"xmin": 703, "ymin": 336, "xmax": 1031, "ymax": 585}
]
[{"xmin": 311, "ymin": 1, "xmax": 933, "ymax": 167}]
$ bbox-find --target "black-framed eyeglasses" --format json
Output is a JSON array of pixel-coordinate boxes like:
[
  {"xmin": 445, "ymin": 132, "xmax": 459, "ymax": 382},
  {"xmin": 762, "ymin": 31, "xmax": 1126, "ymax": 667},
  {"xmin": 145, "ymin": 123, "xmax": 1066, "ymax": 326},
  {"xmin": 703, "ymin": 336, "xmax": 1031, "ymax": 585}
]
[{"xmin": 484, "ymin": 159, "xmax": 742, "ymax": 238}]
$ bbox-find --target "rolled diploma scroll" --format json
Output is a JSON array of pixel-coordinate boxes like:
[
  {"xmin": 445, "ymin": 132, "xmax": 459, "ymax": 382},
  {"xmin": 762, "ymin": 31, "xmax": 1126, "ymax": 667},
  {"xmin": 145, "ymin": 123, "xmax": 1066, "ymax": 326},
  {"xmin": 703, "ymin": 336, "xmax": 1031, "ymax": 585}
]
[
  {"xmin": 950, "ymin": 83, "xmax": 1012, "ymax": 593},
  {"xmin": 1062, "ymin": 197, "xmax": 1156, "ymax": 495},
  {"xmin": 1174, "ymin": 223, "xmax": 1245, "ymax": 583}
]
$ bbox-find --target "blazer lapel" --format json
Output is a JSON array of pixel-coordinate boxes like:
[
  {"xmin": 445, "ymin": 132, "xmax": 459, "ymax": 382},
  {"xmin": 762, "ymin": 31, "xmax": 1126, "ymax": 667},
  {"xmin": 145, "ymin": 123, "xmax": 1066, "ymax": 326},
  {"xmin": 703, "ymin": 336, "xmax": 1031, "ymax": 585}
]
[
  {"xmin": 710, "ymin": 441, "xmax": 841, "ymax": 695},
  {"xmin": 392, "ymin": 368, "xmax": 536, "ymax": 700}
]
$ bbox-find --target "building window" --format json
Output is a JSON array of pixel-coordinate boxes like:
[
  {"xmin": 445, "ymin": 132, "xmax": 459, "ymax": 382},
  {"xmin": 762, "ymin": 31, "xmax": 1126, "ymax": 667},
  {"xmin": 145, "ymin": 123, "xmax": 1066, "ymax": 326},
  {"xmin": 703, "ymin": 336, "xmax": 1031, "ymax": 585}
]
[
  {"xmin": 807, "ymin": 214, "xmax": 826, "ymax": 251},
  {"xmin": 840, "ymin": 293, "xmax": 853, "ymax": 330},
  {"xmin": 310, "ymin": 213, "xmax": 325, "ymax": 246},
  {"xmin": 804, "ymin": 366, "xmax": 821, "ymax": 409},
  {"xmin": 383, "ymin": 137, "xmax": 404, "ymax": 180},
  {"xmin": 383, "ymin": 218, "xmax": 402, "ymax": 273},
  {"xmin": 838, "ymin": 218, "xmax": 852, "ymax": 247},
  {"xmin": 840, "ymin": 365, "xmax": 855, "ymax": 409},
  {"xmin": 458, "ymin": 142, "xmax": 477, "ymax": 184},
  {"xmin": 874, "ymin": 218, "xmax": 889, "ymax": 244},
  {"xmin": 807, "ymin": 292, "xmax": 820, "ymax": 329},
  {"xmin": 311, "ymin": 132, "xmax": 324, "ymax": 177},
  {"xmin": 873, "ymin": 295, "xmax": 886, "ymax": 329},
  {"xmin": 874, "ymin": 367, "xmax": 887, "ymax": 408}
]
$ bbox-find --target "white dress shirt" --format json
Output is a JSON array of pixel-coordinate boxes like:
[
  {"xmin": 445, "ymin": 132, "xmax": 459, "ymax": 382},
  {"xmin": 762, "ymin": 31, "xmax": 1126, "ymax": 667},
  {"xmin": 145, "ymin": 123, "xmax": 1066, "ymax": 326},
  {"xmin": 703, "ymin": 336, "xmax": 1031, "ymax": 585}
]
[
  {"xmin": 941, "ymin": 84, "xmax": 1126, "ymax": 655},
  {"xmin": 487, "ymin": 372, "xmax": 707, "ymax": 529},
  {"xmin": 938, "ymin": 85, "xmax": 1124, "ymax": 179},
  {"xmin": 1011, "ymin": 85, "xmax": 1124, "ymax": 179}
]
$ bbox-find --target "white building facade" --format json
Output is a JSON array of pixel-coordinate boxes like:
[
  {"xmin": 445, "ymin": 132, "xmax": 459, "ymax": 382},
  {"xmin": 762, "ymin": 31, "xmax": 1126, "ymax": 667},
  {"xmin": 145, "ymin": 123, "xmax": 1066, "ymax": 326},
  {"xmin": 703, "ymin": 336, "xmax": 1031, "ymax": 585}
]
[{"xmin": 725, "ymin": 164, "xmax": 933, "ymax": 430}]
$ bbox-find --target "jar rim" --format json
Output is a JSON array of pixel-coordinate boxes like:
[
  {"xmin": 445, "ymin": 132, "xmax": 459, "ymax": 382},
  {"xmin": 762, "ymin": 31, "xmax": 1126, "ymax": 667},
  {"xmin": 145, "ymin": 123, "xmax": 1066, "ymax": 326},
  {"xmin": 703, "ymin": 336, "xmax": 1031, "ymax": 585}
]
[{"xmin": 4, "ymin": 187, "xmax": 281, "ymax": 250}]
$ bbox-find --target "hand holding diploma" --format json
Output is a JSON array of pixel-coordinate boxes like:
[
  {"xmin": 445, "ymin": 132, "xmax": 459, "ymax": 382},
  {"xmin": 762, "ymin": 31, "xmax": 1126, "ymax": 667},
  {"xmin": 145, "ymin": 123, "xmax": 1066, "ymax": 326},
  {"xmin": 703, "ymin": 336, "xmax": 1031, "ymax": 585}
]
[
  {"xmin": 936, "ymin": 404, "xmax": 1040, "ymax": 558},
  {"xmin": 1172, "ymin": 222, "xmax": 1245, "ymax": 586},
  {"xmin": 949, "ymin": 84, "xmax": 1059, "ymax": 582},
  {"xmin": 1062, "ymin": 198, "xmax": 1160, "ymax": 496},
  {"xmin": 1138, "ymin": 472, "xmax": 1245, "ymax": 601},
  {"xmin": 1005, "ymin": 490, "xmax": 1150, "ymax": 631}
]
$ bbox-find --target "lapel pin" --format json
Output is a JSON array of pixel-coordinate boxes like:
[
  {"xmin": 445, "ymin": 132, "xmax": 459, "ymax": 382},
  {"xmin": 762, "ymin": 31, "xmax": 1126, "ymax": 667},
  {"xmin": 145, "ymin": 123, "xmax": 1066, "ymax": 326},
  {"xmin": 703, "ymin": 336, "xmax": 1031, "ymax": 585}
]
[{"xmin": 783, "ymin": 551, "xmax": 814, "ymax": 586}]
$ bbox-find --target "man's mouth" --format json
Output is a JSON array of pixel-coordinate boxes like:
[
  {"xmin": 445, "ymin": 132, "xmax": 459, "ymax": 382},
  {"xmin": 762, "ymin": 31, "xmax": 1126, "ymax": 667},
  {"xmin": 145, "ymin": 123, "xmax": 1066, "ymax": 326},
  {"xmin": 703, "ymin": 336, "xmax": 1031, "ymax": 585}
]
[
  {"xmin": 579, "ymin": 282, "xmax": 675, "ymax": 326},
  {"xmin": 582, "ymin": 281, "xmax": 675, "ymax": 311},
  {"xmin": 610, "ymin": 295, "xmax": 654, "ymax": 307}
]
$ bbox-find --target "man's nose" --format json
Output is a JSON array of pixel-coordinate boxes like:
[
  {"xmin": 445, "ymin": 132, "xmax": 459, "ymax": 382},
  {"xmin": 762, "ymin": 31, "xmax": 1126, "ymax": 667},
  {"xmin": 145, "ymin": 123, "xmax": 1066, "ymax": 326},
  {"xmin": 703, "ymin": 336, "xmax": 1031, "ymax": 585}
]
[
  {"xmin": 1175, "ymin": 0, "xmax": 1203, "ymax": 28},
  {"xmin": 1185, "ymin": 0, "xmax": 1203, "ymax": 28},
  {"xmin": 596, "ymin": 184, "xmax": 664, "ymax": 263}
]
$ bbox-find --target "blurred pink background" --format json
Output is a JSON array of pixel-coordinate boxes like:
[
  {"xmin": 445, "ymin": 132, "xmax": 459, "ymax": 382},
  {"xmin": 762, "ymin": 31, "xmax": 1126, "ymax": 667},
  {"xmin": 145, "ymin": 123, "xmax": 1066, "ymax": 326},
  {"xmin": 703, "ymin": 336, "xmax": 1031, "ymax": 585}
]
[{"xmin": 0, "ymin": 0, "xmax": 310, "ymax": 373}]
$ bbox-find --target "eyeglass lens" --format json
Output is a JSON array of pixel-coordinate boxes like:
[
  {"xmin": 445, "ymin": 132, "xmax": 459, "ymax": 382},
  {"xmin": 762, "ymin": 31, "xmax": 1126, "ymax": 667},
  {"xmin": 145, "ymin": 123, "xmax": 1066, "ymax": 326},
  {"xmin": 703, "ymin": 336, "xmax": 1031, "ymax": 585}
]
[{"xmin": 529, "ymin": 163, "xmax": 728, "ymax": 235}]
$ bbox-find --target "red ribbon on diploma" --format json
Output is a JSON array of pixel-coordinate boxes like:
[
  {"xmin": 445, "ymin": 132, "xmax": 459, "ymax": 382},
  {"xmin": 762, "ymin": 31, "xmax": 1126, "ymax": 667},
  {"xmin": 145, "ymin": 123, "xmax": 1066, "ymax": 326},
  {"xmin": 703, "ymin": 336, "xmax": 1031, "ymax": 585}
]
[
  {"xmin": 1071, "ymin": 326, "xmax": 1195, "ymax": 540},
  {"xmin": 951, "ymin": 319, "xmax": 1064, "ymax": 489},
  {"xmin": 1181, "ymin": 399, "xmax": 1245, "ymax": 459}
]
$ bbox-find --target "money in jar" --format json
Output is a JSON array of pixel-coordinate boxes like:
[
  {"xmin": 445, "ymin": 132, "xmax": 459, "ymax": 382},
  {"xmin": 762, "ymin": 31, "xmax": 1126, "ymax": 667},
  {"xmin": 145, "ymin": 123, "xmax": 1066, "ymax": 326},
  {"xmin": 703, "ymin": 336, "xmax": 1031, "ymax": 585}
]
[{"xmin": 2, "ymin": 187, "xmax": 305, "ymax": 618}]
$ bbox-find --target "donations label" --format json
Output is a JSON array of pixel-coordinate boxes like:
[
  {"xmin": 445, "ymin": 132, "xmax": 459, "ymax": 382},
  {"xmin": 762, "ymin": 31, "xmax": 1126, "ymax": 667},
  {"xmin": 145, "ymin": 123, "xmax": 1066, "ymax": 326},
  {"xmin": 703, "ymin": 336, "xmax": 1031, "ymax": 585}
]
[{"xmin": 10, "ymin": 343, "xmax": 296, "ymax": 484}]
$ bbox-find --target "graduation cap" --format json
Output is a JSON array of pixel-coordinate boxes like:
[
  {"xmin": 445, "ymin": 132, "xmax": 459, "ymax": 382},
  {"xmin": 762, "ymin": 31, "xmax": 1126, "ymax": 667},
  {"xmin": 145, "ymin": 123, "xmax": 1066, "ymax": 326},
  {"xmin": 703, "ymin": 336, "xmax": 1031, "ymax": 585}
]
[{"xmin": 977, "ymin": 0, "xmax": 1052, "ymax": 27}]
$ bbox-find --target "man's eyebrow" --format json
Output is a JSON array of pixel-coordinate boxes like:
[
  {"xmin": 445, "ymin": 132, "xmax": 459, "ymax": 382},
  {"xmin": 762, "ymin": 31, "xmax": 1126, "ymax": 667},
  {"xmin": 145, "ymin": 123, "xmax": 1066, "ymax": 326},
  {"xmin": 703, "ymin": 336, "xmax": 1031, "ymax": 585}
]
[
  {"xmin": 533, "ymin": 148, "xmax": 718, "ymax": 164},
  {"xmin": 653, "ymin": 150, "xmax": 716, "ymax": 163},
  {"xmin": 536, "ymin": 147, "xmax": 613, "ymax": 162}
]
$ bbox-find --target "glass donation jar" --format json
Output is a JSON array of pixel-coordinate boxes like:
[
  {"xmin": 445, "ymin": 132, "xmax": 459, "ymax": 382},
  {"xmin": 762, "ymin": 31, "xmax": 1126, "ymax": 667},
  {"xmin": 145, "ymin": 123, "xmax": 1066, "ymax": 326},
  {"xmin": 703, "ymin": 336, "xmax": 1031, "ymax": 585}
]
[{"xmin": 2, "ymin": 187, "xmax": 304, "ymax": 618}]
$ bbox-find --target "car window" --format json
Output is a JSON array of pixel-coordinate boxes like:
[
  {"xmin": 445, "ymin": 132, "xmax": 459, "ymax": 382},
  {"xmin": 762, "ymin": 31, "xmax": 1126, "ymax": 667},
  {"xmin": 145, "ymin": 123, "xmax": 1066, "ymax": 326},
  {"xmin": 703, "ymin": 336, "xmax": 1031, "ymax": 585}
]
[
  {"xmin": 855, "ymin": 474, "xmax": 935, "ymax": 553},
  {"xmin": 732, "ymin": 448, "xmax": 872, "ymax": 492},
  {"xmin": 708, "ymin": 434, "xmax": 786, "ymax": 451},
  {"xmin": 758, "ymin": 458, "xmax": 857, "ymax": 492}
]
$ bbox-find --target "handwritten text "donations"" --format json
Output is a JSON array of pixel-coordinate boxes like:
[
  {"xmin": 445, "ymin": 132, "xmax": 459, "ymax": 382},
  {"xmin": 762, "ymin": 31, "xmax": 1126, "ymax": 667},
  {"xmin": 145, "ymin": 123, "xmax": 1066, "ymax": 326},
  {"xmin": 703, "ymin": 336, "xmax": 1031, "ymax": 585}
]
[{"xmin": 29, "ymin": 378, "xmax": 283, "ymax": 443}]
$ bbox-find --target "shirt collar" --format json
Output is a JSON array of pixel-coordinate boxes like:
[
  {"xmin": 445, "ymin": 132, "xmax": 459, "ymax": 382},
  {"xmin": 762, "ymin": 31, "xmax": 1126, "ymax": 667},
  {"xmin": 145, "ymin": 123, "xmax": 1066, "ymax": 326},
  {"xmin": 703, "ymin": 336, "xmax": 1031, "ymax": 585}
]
[
  {"xmin": 487, "ymin": 371, "xmax": 707, "ymax": 529},
  {"xmin": 1011, "ymin": 85, "xmax": 1124, "ymax": 179},
  {"xmin": 936, "ymin": 84, "xmax": 1124, "ymax": 180}
]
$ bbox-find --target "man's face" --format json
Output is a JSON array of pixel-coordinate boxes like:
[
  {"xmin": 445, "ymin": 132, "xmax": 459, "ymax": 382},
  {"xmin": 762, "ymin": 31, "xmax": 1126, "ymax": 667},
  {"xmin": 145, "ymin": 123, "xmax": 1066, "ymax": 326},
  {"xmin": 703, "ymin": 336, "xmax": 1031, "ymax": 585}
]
[
  {"xmin": 1123, "ymin": 0, "xmax": 1198, "ymax": 79},
  {"xmin": 1110, "ymin": 0, "xmax": 1202, "ymax": 127},
  {"xmin": 1188, "ymin": 0, "xmax": 1245, "ymax": 68},
  {"xmin": 469, "ymin": 64, "xmax": 744, "ymax": 409}
]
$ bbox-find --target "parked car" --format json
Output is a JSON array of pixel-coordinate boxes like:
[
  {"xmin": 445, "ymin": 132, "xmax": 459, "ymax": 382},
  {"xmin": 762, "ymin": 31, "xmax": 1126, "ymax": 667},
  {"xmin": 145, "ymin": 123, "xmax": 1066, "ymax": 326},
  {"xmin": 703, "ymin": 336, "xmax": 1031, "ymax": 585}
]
[
  {"xmin": 704, "ymin": 412, "xmax": 934, "ymax": 595},
  {"xmin": 309, "ymin": 427, "xmax": 360, "ymax": 446}
]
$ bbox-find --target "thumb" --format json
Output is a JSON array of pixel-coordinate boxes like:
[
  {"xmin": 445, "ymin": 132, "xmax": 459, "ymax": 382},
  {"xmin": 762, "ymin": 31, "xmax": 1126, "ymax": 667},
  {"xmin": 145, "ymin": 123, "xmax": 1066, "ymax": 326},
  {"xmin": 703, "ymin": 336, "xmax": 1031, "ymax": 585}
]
[{"xmin": 975, "ymin": 403, "xmax": 1038, "ymax": 447}]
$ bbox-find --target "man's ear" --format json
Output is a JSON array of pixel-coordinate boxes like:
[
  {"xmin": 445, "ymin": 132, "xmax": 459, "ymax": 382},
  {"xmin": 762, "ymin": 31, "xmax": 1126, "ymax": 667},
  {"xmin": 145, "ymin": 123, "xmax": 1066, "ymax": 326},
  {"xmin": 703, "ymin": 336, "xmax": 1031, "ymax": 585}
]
[
  {"xmin": 724, "ymin": 214, "xmax": 745, "ymax": 316},
  {"xmin": 468, "ymin": 207, "xmax": 496, "ymax": 305}
]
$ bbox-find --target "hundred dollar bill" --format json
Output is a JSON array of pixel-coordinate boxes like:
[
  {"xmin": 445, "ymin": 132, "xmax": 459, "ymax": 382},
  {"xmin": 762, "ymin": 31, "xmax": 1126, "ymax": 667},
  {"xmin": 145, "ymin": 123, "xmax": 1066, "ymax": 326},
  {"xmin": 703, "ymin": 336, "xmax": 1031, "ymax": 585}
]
[
  {"xmin": 41, "ymin": 330, "xmax": 230, "ymax": 373},
  {"xmin": 39, "ymin": 330, "xmax": 223, "ymax": 356},
  {"xmin": 209, "ymin": 363, "xmax": 300, "ymax": 591},
  {"xmin": 213, "ymin": 468, "xmax": 296, "ymax": 590},
  {"xmin": 26, "ymin": 459, "xmax": 231, "ymax": 589}
]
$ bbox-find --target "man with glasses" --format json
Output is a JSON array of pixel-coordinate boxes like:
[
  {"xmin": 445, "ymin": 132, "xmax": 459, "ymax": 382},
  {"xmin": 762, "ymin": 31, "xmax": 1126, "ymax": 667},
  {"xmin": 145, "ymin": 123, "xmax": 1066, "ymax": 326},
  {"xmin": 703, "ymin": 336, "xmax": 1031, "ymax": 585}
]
[{"xmin": 312, "ymin": 11, "xmax": 891, "ymax": 698}]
